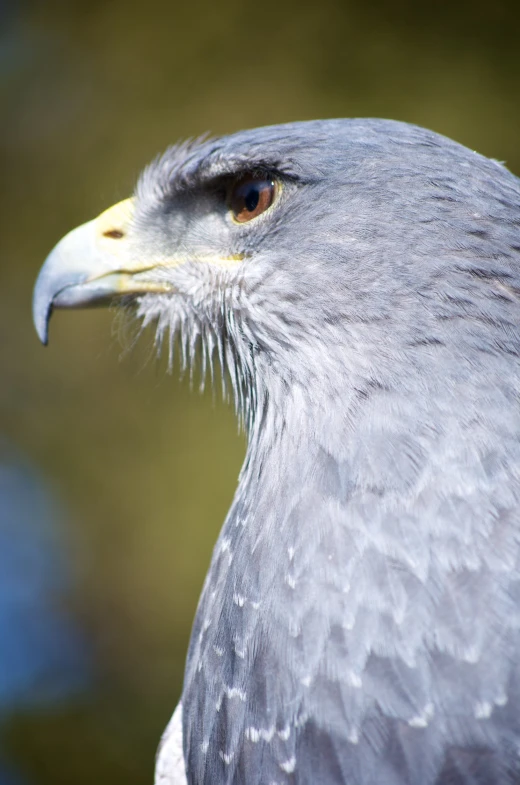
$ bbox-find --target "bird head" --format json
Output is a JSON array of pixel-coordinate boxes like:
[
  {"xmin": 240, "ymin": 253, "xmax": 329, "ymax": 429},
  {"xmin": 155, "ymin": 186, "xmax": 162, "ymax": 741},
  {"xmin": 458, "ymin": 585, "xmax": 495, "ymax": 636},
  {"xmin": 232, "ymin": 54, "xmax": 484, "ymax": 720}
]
[{"xmin": 33, "ymin": 119, "xmax": 520, "ymax": 430}]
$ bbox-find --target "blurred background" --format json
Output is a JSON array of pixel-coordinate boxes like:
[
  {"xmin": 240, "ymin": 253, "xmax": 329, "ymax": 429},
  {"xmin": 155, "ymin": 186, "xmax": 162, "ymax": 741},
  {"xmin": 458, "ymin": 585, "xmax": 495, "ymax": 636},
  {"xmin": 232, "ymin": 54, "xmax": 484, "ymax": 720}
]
[{"xmin": 0, "ymin": 0, "xmax": 519, "ymax": 781}]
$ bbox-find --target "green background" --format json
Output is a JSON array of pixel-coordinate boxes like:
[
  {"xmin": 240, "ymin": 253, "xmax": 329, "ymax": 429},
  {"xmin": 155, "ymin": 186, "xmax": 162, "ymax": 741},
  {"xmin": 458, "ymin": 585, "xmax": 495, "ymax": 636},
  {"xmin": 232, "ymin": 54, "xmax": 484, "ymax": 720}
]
[{"xmin": 1, "ymin": 0, "xmax": 519, "ymax": 781}]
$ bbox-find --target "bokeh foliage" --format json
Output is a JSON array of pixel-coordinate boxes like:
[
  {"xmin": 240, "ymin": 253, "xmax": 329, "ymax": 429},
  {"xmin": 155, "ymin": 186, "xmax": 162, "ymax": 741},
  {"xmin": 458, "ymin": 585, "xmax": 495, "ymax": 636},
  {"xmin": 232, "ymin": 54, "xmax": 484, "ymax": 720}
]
[{"xmin": 1, "ymin": 0, "xmax": 519, "ymax": 781}]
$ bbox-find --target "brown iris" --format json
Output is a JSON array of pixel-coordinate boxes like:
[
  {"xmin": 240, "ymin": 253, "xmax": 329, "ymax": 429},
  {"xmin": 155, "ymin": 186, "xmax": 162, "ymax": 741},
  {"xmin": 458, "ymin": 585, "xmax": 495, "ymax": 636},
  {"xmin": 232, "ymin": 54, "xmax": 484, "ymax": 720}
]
[{"xmin": 229, "ymin": 176, "xmax": 276, "ymax": 223}]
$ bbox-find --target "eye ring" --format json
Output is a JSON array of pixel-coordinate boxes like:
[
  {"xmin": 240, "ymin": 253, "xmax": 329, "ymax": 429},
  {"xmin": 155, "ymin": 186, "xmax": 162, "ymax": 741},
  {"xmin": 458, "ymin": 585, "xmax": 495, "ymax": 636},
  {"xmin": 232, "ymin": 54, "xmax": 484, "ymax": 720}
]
[{"xmin": 229, "ymin": 176, "xmax": 277, "ymax": 223}]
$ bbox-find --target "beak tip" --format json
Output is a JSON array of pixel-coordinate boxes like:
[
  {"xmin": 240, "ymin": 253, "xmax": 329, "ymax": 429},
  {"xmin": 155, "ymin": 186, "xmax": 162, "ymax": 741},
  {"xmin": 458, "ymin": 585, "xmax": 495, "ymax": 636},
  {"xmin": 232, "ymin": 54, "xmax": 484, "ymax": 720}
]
[
  {"xmin": 32, "ymin": 274, "xmax": 52, "ymax": 346},
  {"xmin": 33, "ymin": 302, "xmax": 50, "ymax": 346}
]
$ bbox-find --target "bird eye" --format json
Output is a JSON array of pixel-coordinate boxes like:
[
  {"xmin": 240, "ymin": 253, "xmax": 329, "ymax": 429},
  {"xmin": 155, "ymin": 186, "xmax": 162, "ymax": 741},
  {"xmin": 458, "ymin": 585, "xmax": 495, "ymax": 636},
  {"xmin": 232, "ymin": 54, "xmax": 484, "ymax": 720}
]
[{"xmin": 229, "ymin": 176, "xmax": 276, "ymax": 223}]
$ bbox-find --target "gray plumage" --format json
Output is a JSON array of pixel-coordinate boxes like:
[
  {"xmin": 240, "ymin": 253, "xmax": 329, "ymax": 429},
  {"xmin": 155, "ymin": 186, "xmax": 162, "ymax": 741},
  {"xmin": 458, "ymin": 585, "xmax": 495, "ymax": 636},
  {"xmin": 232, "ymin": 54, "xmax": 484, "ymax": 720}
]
[{"xmin": 33, "ymin": 119, "xmax": 520, "ymax": 784}]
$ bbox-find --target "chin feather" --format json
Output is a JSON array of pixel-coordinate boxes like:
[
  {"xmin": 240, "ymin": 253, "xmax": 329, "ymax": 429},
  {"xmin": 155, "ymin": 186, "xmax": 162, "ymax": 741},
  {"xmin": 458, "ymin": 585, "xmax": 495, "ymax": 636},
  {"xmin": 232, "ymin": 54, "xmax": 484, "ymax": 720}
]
[{"xmin": 134, "ymin": 290, "xmax": 257, "ymax": 433}]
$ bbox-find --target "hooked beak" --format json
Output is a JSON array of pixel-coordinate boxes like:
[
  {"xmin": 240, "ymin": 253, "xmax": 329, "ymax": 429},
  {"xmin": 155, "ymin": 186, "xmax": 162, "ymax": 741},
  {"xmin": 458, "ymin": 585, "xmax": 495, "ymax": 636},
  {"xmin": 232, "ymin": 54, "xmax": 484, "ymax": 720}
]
[{"xmin": 32, "ymin": 198, "xmax": 174, "ymax": 345}]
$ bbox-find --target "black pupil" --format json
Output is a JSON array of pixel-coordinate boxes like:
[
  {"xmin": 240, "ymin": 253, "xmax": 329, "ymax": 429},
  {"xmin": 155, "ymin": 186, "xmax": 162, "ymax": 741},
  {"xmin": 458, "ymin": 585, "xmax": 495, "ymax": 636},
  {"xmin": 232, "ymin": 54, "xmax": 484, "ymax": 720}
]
[{"xmin": 244, "ymin": 185, "xmax": 260, "ymax": 212}]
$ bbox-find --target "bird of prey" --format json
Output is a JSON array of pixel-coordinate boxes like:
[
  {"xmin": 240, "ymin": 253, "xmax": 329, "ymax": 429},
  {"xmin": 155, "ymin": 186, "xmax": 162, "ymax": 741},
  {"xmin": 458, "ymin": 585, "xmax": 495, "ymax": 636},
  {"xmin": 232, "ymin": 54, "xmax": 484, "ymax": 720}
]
[{"xmin": 33, "ymin": 119, "xmax": 520, "ymax": 784}]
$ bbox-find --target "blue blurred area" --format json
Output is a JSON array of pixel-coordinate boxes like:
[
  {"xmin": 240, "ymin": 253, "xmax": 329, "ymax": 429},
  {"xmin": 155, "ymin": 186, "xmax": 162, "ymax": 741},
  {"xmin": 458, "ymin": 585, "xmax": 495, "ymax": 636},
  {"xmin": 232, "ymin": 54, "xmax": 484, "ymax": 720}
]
[
  {"xmin": 0, "ymin": 442, "xmax": 91, "ymax": 782},
  {"xmin": 0, "ymin": 762, "xmax": 26, "ymax": 785}
]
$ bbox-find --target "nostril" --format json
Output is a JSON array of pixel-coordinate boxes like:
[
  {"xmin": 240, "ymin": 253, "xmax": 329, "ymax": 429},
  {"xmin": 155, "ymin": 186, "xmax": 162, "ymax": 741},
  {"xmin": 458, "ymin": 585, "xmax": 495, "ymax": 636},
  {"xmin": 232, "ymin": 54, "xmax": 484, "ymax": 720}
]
[{"xmin": 103, "ymin": 229, "xmax": 124, "ymax": 239}]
